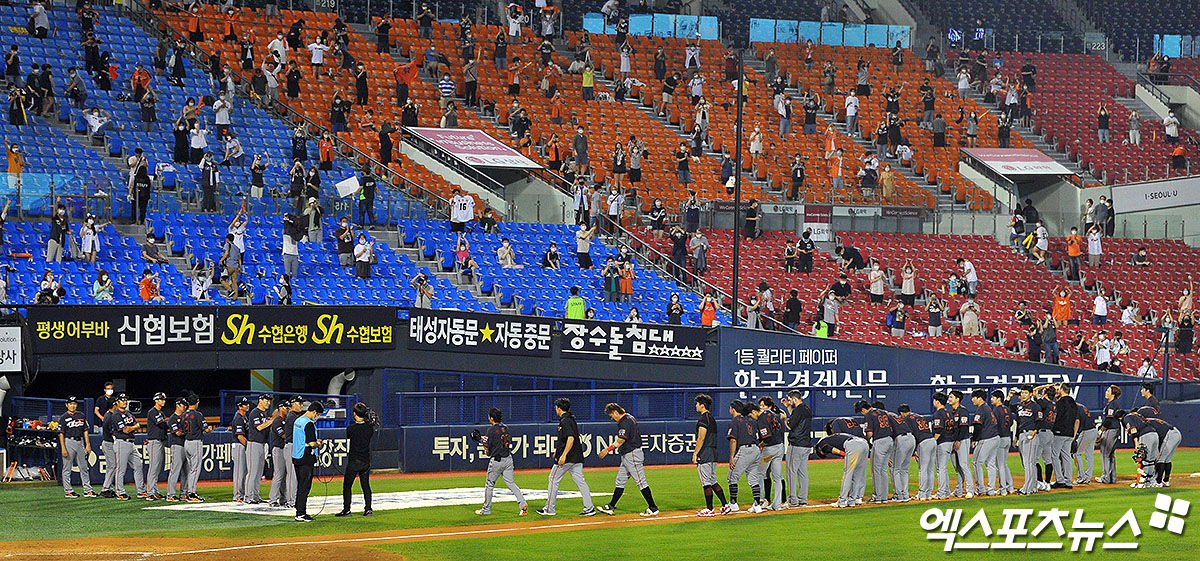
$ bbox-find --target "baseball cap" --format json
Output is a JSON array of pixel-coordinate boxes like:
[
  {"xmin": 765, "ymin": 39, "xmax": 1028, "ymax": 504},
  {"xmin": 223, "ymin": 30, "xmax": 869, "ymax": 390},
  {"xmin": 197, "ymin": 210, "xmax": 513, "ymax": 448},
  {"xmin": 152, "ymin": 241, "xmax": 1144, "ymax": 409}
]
[
  {"xmin": 277, "ymin": 401, "xmax": 290, "ymax": 409},
  {"xmin": 116, "ymin": 393, "xmax": 129, "ymax": 401},
  {"xmin": 175, "ymin": 398, "xmax": 189, "ymax": 406},
  {"xmin": 153, "ymin": 392, "xmax": 167, "ymax": 401},
  {"xmin": 66, "ymin": 395, "xmax": 78, "ymax": 403},
  {"xmin": 237, "ymin": 397, "xmax": 250, "ymax": 406},
  {"xmin": 290, "ymin": 395, "xmax": 304, "ymax": 404},
  {"xmin": 258, "ymin": 394, "xmax": 271, "ymax": 402}
]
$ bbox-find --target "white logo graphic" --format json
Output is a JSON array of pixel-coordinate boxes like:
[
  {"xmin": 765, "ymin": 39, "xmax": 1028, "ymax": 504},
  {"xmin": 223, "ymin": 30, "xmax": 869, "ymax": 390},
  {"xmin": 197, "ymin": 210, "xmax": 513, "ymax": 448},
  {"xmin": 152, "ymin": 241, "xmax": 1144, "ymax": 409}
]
[{"xmin": 1149, "ymin": 493, "xmax": 1189, "ymax": 535}]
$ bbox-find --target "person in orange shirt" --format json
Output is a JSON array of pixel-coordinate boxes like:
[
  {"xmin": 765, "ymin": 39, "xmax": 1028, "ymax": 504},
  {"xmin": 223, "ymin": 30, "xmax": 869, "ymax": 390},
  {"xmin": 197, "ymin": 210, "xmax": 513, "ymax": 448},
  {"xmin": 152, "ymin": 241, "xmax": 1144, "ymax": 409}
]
[
  {"xmin": 1065, "ymin": 225, "xmax": 1083, "ymax": 280},
  {"xmin": 1171, "ymin": 145, "xmax": 1187, "ymax": 175},
  {"xmin": 222, "ymin": 8, "xmax": 239, "ymax": 43},
  {"xmin": 186, "ymin": 5, "xmax": 203, "ymax": 43},
  {"xmin": 392, "ymin": 59, "xmax": 420, "ymax": 107},
  {"xmin": 549, "ymin": 91, "xmax": 564, "ymax": 125},
  {"xmin": 1051, "ymin": 286, "xmax": 1072, "ymax": 327},
  {"xmin": 139, "ymin": 269, "xmax": 165, "ymax": 302},
  {"xmin": 699, "ymin": 293, "xmax": 717, "ymax": 327},
  {"xmin": 130, "ymin": 64, "xmax": 152, "ymax": 102},
  {"xmin": 545, "ymin": 133, "xmax": 563, "ymax": 169},
  {"xmin": 507, "ymin": 57, "xmax": 532, "ymax": 96},
  {"xmin": 318, "ymin": 133, "xmax": 334, "ymax": 172},
  {"xmin": 619, "ymin": 261, "xmax": 635, "ymax": 303}
]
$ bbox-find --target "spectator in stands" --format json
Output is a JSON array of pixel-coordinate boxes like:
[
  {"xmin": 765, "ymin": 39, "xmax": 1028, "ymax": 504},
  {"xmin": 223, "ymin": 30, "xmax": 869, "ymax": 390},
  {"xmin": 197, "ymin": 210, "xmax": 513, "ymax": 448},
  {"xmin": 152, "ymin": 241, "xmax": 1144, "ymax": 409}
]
[
  {"xmin": 496, "ymin": 238, "xmax": 523, "ymax": 269},
  {"xmin": 818, "ymin": 289, "xmax": 839, "ymax": 336},
  {"xmin": 844, "ymin": 91, "xmax": 860, "ymax": 138},
  {"xmin": 139, "ymin": 233, "xmax": 168, "ymax": 265},
  {"xmin": 867, "ymin": 261, "xmax": 887, "ymax": 303},
  {"xmin": 1102, "ymin": 197, "xmax": 1115, "ymax": 237},
  {"xmin": 1059, "ymin": 226, "xmax": 1083, "ymax": 280},
  {"xmin": 1092, "ymin": 292, "xmax": 1109, "ymax": 325},
  {"xmin": 887, "ymin": 302, "xmax": 907, "ymax": 337},
  {"xmin": 743, "ymin": 199, "xmax": 760, "ymax": 240},
  {"xmin": 683, "ymin": 192, "xmax": 701, "ymax": 233},
  {"xmin": 1051, "ymin": 286, "xmax": 1072, "ymax": 328},
  {"xmin": 619, "ymin": 262, "xmax": 635, "ymax": 303},
  {"xmin": 79, "ymin": 214, "xmax": 108, "ymax": 265},
  {"xmin": 1163, "ymin": 111, "xmax": 1180, "ymax": 144},
  {"xmin": 29, "ymin": 1, "xmax": 49, "ymax": 39},
  {"xmin": 539, "ymin": 241, "xmax": 561, "ymax": 270},
  {"xmin": 829, "ymin": 274, "xmax": 852, "ymax": 303},
  {"xmin": 1179, "ymin": 311, "xmax": 1196, "ymax": 354},
  {"xmin": 956, "ymin": 257, "xmax": 979, "ymax": 296},
  {"xmin": 1170, "ymin": 145, "xmax": 1188, "ymax": 175},
  {"xmin": 828, "ymin": 148, "xmax": 845, "ymax": 191},
  {"xmin": 1128, "ymin": 246, "xmax": 1150, "ymax": 268},
  {"xmin": 84, "ymin": 107, "xmax": 119, "ymax": 138},
  {"xmin": 1042, "ymin": 315, "xmax": 1060, "ymax": 364},
  {"xmin": 91, "ymin": 269, "xmax": 113, "ymax": 301},
  {"xmin": 931, "ymin": 113, "xmax": 947, "ymax": 147},
  {"xmin": 565, "ymin": 286, "xmax": 586, "ymax": 319},
  {"xmin": 1092, "ymin": 331, "xmax": 1112, "ymax": 371},
  {"xmin": 960, "ymin": 296, "xmax": 981, "ymax": 336},
  {"xmin": 836, "ymin": 245, "xmax": 866, "ymax": 272},
  {"xmin": 219, "ymin": 233, "xmax": 242, "ymax": 298},
  {"xmin": 1068, "ymin": 332, "xmax": 1090, "ymax": 357},
  {"xmin": 574, "ymin": 222, "xmax": 597, "ymax": 270},
  {"xmin": 1014, "ymin": 300, "xmax": 1034, "ymax": 328},
  {"xmin": 1136, "ymin": 357, "xmax": 1157, "ymax": 378},
  {"xmin": 925, "ymin": 294, "xmax": 944, "ymax": 336},
  {"xmin": 1179, "ymin": 278, "xmax": 1194, "ymax": 316},
  {"xmin": 44, "ymin": 199, "xmax": 68, "ymax": 263},
  {"xmin": 674, "ymin": 142, "xmax": 693, "ymax": 187},
  {"xmin": 699, "ymin": 294, "xmax": 717, "ymax": 327},
  {"xmin": 690, "ymin": 230, "xmax": 709, "ymax": 277},
  {"xmin": 664, "ymin": 294, "xmax": 684, "ymax": 325},
  {"xmin": 190, "ymin": 261, "xmax": 213, "ymax": 301},
  {"xmin": 1127, "ymin": 111, "xmax": 1141, "ymax": 146},
  {"xmin": 1096, "ymin": 104, "xmax": 1110, "ymax": 144},
  {"xmin": 601, "ymin": 257, "xmax": 621, "ymax": 302},
  {"xmin": 411, "ymin": 272, "xmax": 434, "ymax": 308},
  {"xmin": 35, "ymin": 271, "xmax": 63, "ymax": 304},
  {"xmin": 282, "ymin": 213, "xmax": 303, "ymax": 280},
  {"xmin": 139, "ymin": 269, "xmax": 165, "ymax": 303},
  {"xmin": 352, "ymin": 233, "xmax": 374, "ymax": 280},
  {"xmin": 1086, "ymin": 224, "xmax": 1103, "ymax": 267},
  {"xmin": 1025, "ymin": 321, "xmax": 1043, "ymax": 362},
  {"xmin": 1032, "ymin": 220, "xmax": 1049, "ymax": 265}
]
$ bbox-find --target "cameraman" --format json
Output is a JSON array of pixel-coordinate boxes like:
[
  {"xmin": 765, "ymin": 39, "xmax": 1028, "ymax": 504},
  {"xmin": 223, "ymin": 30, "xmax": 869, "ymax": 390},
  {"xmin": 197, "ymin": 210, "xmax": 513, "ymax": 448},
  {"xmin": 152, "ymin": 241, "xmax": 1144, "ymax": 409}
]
[{"xmin": 336, "ymin": 402, "xmax": 375, "ymax": 517}]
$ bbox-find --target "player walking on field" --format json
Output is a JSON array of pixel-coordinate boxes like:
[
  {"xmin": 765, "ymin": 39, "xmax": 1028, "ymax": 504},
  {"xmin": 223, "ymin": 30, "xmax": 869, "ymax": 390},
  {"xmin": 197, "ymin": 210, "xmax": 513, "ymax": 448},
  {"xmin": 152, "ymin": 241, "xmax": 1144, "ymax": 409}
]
[
  {"xmin": 539, "ymin": 398, "xmax": 595, "ymax": 516},
  {"xmin": 898, "ymin": 404, "xmax": 935, "ymax": 500},
  {"xmin": 782, "ymin": 390, "xmax": 812, "ymax": 507},
  {"xmin": 856, "ymin": 400, "xmax": 894, "ymax": 503},
  {"xmin": 692, "ymin": 394, "xmax": 731, "ymax": 516},
  {"xmin": 597, "ymin": 403, "xmax": 659, "ymax": 516},
  {"xmin": 814, "ymin": 432, "xmax": 869, "ymax": 508},
  {"xmin": 472, "ymin": 407, "xmax": 528, "ymax": 516},
  {"xmin": 754, "ymin": 397, "xmax": 786, "ymax": 511},
  {"xmin": 725, "ymin": 400, "xmax": 763, "ymax": 512}
]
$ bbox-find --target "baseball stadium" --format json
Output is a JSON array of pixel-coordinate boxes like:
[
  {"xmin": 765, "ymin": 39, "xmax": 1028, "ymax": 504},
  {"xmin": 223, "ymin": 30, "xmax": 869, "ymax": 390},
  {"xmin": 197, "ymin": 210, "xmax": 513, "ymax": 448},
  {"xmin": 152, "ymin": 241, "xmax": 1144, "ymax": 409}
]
[{"xmin": 2, "ymin": 0, "xmax": 1200, "ymax": 559}]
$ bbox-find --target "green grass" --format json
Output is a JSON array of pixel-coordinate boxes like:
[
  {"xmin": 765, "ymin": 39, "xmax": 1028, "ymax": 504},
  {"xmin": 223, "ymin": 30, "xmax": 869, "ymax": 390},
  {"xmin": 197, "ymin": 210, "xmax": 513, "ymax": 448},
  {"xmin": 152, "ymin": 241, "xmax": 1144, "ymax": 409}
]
[{"xmin": 3, "ymin": 450, "xmax": 1197, "ymax": 561}]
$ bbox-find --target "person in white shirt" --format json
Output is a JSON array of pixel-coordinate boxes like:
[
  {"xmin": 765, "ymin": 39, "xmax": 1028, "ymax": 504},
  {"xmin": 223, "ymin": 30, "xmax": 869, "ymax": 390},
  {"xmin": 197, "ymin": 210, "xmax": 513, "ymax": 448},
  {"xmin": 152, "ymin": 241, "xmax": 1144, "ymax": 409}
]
[
  {"xmin": 1086, "ymin": 225, "xmax": 1103, "ymax": 267},
  {"xmin": 78, "ymin": 215, "xmax": 108, "ymax": 264},
  {"xmin": 84, "ymin": 108, "xmax": 118, "ymax": 137},
  {"xmin": 354, "ymin": 232, "xmax": 374, "ymax": 279},
  {"xmin": 1093, "ymin": 294, "xmax": 1108, "ymax": 324},
  {"xmin": 223, "ymin": 133, "xmax": 245, "ymax": 167},
  {"xmin": 307, "ymin": 38, "xmax": 331, "ymax": 80},
  {"xmin": 191, "ymin": 266, "xmax": 213, "ymax": 301},
  {"xmin": 1121, "ymin": 305, "xmax": 1139, "ymax": 325},
  {"xmin": 688, "ymin": 75, "xmax": 704, "ymax": 104},
  {"xmin": 844, "ymin": 93, "xmax": 859, "ymax": 137},
  {"xmin": 261, "ymin": 61, "xmax": 280, "ymax": 105},
  {"xmin": 449, "ymin": 188, "xmax": 475, "ymax": 232},
  {"xmin": 188, "ymin": 122, "xmax": 208, "ymax": 164},
  {"xmin": 268, "ymin": 32, "xmax": 288, "ymax": 65},
  {"xmin": 282, "ymin": 214, "xmax": 300, "ymax": 279},
  {"xmin": 1092, "ymin": 331, "xmax": 1112, "ymax": 370},
  {"xmin": 606, "ymin": 187, "xmax": 623, "ymax": 236},
  {"xmin": 227, "ymin": 208, "xmax": 247, "ymax": 252},
  {"xmin": 1164, "ymin": 111, "xmax": 1180, "ymax": 143},
  {"xmin": 624, "ymin": 307, "xmax": 641, "ymax": 323},
  {"xmin": 1136, "ymin": 357, "xmax": 1157, "ymax": 378},
  {"xmin": 957, "ymin": 257, "xmax": 979, "ymax": 296},
  {"xmin": 213, "ymin": 94, "xmax": 232, "ymax": 138}
]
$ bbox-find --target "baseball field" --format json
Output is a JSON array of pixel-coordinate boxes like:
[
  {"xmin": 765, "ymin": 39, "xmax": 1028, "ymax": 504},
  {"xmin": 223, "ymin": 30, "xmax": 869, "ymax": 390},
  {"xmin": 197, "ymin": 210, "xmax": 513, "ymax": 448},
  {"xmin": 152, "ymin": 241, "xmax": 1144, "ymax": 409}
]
[{"xmin": 2, "ymin": 450, "xmax": 1197, "ymax": 561}]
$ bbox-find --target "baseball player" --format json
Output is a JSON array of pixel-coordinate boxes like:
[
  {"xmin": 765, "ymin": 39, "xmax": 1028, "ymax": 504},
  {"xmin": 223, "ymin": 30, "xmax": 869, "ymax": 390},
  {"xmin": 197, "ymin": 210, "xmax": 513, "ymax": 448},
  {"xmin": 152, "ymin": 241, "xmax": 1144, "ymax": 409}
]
[
  {"xmin": 58, "ymin": 396, "xmax": 94, "ymax": 498},
  {"xmin": 1040, "ymin": 382, "xmax": 1078, "ymax": 489},
  {"xmin": 597, "ymin": 403, "xmax": 659, "ymax": 516},
  {"xmin": 231, "ymin": 398, "xmax": 250, "ymax": 503},
  {"xmin": 268, "ymin": 402, "xmax": 291, "ymax": 507},
  {"xmin": 244, "ymin": 394, "xmax": 274, "ymax": 505},
  {"xmin": 1073, "ymin": 401, "xmax": 1098, "ymax": 485},
  {"xmin": 813, "ymin": 432, "xmax": 869, "ymax": 508},
  {"xmin": 825, "ymin": 416, "xmax": 865, "ymax": 438},
  {"xmin": 884, "ymin": 402, "xmax": 914, "ymax": 502},
  {"xmin": 692, "ymin": 394, "xmax": 730, "ymax": 516},
  {"xmin": 930, "ymin": 392, "xmax": 957, "ymax": 499},
  {"xmin": 471, "ymin": 407, "xmax": 528, "ymax": 516},
  {"xmin": 855, "ymin": 400, "xmax": 894, "ymax": 503},
  {"xmin": 144, "ymin": 392, "xmax": 170, "ymax": 500},
  {"xmin": 898, "ymin": 404, "xmax": 934, "ymax": 500},
  {"xmin": 283, "ymin": 396, "xmax": 304, "ymax": 508},
  {"xmin": 1096, "ymin": 385, "xmax": 1122, "ymax": 484},
  {"xmin": 782, "ymin": 390, "xmax": 812, "ymax": 507},
  {"xmin": 164, "ymin": 398, "xmax": 188, "ymax": 501},
  {"xmin": 538, "ymin": 398, "xmax": 595, "ymax": 516},
  {"xmin": 1008, "ymin": 385, "xmax": 1042, "ymax": 495},
  {"xmin": 1117, "ymin": 410, "xmax": 1180, "ymax": 488},
  {"xmin": 989, "ymin": 390, "xmax": 1014, "ymax": 495},
  {"xmin": 1138, "ymin": 383, "xmax": 1160, "ymax": 417},
  {"xmin": 1033, "ymin": 386, "xmax": 1057, "ymax": 490},
  {"xmin": 754, "ymin": 397, "xmax": 786, "ymax": 511},
  {"xmin": 725, "ymin": 400, "xmax": 763, "ymax": 513},
  {"xmin": 110, "ymin": 394, "xmax": 147, "ymax": 500},
  {"xmin": 182, "ymin": 394, "xmax": 213, "ymax": 502},
  {"xmin": 99, "ymin": 397, "xmax": 118, "ymax": 497},
  {"xmin": 969, "ymin": 389, "xmax": 1000, "ymax": 496},
  {"xmin": 947, "ymin": 390, "xmax": 975, "ymax": 497}
]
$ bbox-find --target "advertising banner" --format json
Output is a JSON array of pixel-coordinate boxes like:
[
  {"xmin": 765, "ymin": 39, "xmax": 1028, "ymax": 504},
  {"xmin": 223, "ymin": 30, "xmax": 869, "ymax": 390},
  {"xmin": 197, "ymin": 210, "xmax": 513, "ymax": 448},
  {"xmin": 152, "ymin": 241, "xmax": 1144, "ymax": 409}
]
[
  {"xmin": 804, "ymin": 204, "xmax": 832, "ymax": 241},
  {"xmin": 1111, "ymin": 176, "xmax": 1200, "ymax": 213},
  {"xmin": 407, "ymin": 308, "xmax": 553, "ymax": 357},
  {"xmin": 405, "ymin": 128, "xmax": 542, "ymax": 169},
  {"xmin": 962, "ymin": 148, "xmax": 1074, "ymax": 176},
  {"xmin": 28, "ymin": 306, "xmax": 397, "ymax": 354},
  {"xmin": 560, "ymin": 320, "xmax": 706, "ymax": 365}
]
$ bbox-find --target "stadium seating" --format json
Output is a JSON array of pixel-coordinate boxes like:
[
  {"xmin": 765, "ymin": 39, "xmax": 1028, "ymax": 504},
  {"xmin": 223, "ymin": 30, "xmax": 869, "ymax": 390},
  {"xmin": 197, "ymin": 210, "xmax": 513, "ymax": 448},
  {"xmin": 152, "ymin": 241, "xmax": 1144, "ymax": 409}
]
[
  {"xmin": 913, "ymin": 0, "xmax": 1082, "ymax": 53},
  {"xmin": 1079, "ymin": 0, "xmax": 1200, "ymax": 60}
]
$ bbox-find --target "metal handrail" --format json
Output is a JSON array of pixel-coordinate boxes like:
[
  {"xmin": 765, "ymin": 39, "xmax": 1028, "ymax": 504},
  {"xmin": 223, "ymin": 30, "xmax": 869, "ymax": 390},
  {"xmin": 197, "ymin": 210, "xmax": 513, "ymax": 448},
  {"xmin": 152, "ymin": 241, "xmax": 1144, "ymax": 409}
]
[{"xmin": 122, "ymin": 0, "xmax": 452, "ymax": 220}]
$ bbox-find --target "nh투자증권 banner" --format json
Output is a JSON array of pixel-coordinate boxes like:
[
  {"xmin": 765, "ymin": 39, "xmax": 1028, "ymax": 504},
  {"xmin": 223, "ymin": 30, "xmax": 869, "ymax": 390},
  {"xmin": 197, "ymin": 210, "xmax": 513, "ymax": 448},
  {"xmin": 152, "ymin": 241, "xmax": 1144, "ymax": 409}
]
[
  {"xmin": 407, "ymin": 308, "xmax": 553, "ymax": 357},
  {"xmin": 560, "ymin": 319, "xmax": 706, "ymax": 365},
  {"xmin": 27, "ymin": 306, "xmax": 398, "ymax": 354}
]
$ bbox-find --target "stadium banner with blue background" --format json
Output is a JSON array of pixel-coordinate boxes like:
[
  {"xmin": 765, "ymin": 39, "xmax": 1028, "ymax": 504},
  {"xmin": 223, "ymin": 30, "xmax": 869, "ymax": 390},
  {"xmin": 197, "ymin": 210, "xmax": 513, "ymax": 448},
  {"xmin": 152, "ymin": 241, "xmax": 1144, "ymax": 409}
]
[
  {"xmin": 399, "ymin": 421, "xmax": 710, "ymax": 472},
  {"xmin": 583, "ymin": 12, "xmax": 718, "ymax": 39},
  {"xmin": 719, "ymin": 327, "xmax": 1151, "ymax": 415},
  {"xmin": 27, "ymin": 306, "xmax": 398, "ymax": 353},
  {"xmin": 750, "ymin": 18, "xmax": 911, "ymax": 48}
]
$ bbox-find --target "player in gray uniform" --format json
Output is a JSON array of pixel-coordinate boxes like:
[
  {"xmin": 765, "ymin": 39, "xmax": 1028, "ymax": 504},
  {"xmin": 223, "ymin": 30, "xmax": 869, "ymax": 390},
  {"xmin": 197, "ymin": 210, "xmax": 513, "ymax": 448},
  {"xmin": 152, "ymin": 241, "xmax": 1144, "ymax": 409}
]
[
  {"xmin": 969, "ymin": 389, "xmax": 1000, "ymax": 496},
  {"xmin": 245, "ymin": 394, "xmax": 274, "ymax": 504},
  {"xmin": 144, "ymin": 392, "xmax": 170, "ymax": 500},
  {"xmin": 538, "ymin": 398, "xmax": 595, "ymax": 516},
  {"xmin": 814, "ymin": 433, "xmax": 869, "ymax": 508},
  {"xmin": 782, "ymin": 390, "xmax": 812, "ymax": 507},
  {"xmin": 283, "ymin": 396, "xmax": 304, "ymax": 508},
  {"xmin": 110, "ymin": 394, "xmax": 147, "ymax": 499},
  {"xmin": 1097, "ymin": 385, "xmax": 1121, "ymax": 484},
  {"xmin": 1073, "ymin": 401, "xmax": 1098, "ymax": 485},
  {"xmin": 726, "ymin": 400, "xmax": 763, "ymax": 513},
  {"xmin": 471, "ymin": 407, "xmax": 528, "ymax": 516},
  {"xmin": 754, "ymin": 397, "xmax": 786, "ymax": 511},
  {"xmin": 898, "ymin": 404, "xmax": 935, "ymax": 500},
  {"xmin": 231, "ymin": 398, "xmax": 250, "ymax": 502},
  {"xmin": 1008, "ymin": 386, "xmax": 1042, "ymax": 495},
  {"xmin": 1033, "ymin": 387, "xmax": 1056, "ymax": 491},
  {"xmin": 58, "ymin": 396, "xmax": 94, "ymax": 498},
  {"xmin": 930, "ymin": 392, "xmax": 957, "ymax": 499},
  {"xmin": 1040, "ymin": 382, "xmax": 1078, "ymax": 489},
  {"xmin": 692, "ymin": 394, "xmax": 730, "ymax": 516},
  {"xmin": 268, "ymin": 402, "xmax": 291, "ymax": 507},
  {"xmin": 948, "ymin": 390, "xmax": 976, "ymax": 497},
  {"xmin": 856, "ymin": 400, "xmax": 894, "ymax": 503},
  {"xmin": 182, "ymin": 394, "xmax": 212, "ymax": 502},
  {"xmin": 989, "ymin": 390, "xmax": 1014, "ymax": 495},
  {"xmin": 99, "ymin": 399, "xmax": 118, "ymax": 497},
  {"xmin": 883, "ymin": 402, "xmax": 914, "ymax": 502},
  {"xmin": 164, "ymin": 398, "xmax": 188, "ymax": 501},
  {"xmin": 597, "ymin": 403, "xmax": 660, "ymax": 516}
]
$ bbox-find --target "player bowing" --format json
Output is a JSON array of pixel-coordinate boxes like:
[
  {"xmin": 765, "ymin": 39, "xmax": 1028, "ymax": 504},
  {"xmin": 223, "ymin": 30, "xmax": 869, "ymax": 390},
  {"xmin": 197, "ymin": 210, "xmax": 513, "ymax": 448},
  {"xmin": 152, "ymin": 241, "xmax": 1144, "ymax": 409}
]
[{"xmin": 692, "ymin": 394, "xmax": 731, "ymax": 516}]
